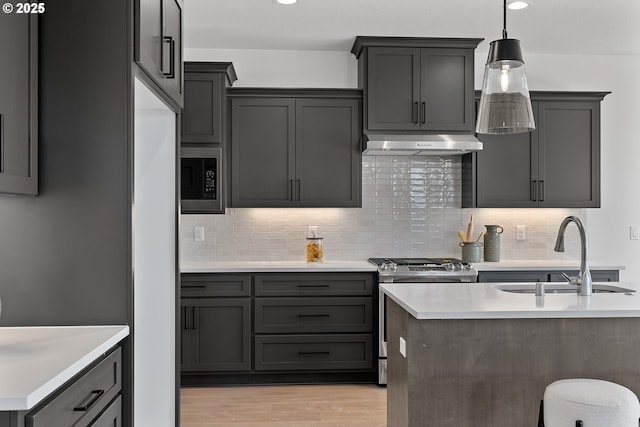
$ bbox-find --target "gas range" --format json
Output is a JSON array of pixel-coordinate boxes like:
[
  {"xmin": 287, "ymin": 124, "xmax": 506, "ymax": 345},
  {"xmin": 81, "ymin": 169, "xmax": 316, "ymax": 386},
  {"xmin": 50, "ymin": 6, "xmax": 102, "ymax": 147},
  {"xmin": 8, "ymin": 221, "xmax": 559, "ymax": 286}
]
[{"xmin": 368, "ymin": 257, "xmax": 478, "ymax": 283}]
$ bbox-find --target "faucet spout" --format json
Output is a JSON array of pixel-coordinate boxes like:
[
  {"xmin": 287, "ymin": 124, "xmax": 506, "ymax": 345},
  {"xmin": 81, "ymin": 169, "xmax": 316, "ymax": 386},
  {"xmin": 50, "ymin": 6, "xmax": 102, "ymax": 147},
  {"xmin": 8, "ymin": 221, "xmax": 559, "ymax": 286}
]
[{"xmin": 554, "ymin": 216, "xmax": 592, "ymax": 296}]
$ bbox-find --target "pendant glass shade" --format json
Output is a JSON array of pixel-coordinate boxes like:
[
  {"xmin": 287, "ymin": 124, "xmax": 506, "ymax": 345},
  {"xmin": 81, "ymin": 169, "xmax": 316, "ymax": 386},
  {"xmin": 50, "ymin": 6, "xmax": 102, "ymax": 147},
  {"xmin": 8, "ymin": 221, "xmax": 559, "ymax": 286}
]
[{"xmin": 476, "ymin": 38, "xmax": 535, "ymax": 134}]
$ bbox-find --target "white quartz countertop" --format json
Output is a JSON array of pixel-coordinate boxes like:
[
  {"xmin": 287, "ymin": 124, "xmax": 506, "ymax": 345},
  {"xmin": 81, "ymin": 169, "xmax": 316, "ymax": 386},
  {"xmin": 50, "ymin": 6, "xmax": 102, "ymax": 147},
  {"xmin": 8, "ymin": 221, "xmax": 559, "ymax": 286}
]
[
  {"xmin": 181, "ymin": 260, "xmax": 378, "ymax": 273},
  {"xmin": 473, "ymin": 260, "xmax": 625, "ymax": 271},
  {"xmin": 181, "ymin": 259, "xmax": 624, "ymax": 273},
  {"xmin": 380, "ymin": 282, "xmax": 640, "ymax": 320},
  {"xmin": 0, "ymin": 325, "xmax": 129, "ymax": 411}
]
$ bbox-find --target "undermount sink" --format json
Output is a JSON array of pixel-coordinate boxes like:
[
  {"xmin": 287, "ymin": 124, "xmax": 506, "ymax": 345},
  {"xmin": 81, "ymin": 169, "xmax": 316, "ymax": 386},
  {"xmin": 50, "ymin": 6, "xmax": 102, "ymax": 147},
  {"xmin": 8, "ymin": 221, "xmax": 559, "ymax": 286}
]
[{"xmin": 496, "ymin": 283, "xmax": 636, "ymax": 295}]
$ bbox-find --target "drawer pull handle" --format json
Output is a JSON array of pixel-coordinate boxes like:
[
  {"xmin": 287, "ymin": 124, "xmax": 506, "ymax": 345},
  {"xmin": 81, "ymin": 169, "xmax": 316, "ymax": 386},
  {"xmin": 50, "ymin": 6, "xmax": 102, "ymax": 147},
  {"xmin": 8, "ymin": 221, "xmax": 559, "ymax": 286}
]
[
  {"xmin": 182, "ymin": 285, "xmax": 206, "ymax": 289},
  {"xmin": 298, "ymin": 314, "xmax": 330, "ymax": 318},
  {"xmin": 298, "ymin": 351, "xmax": 330, "ymax": 356},
  {"xmin": 74, "ymin": 389, "xmax": 105, "ymax": 411},
  {"xmin": 297, "ymin": 284, "xmax": 330, "ymax": 288}
]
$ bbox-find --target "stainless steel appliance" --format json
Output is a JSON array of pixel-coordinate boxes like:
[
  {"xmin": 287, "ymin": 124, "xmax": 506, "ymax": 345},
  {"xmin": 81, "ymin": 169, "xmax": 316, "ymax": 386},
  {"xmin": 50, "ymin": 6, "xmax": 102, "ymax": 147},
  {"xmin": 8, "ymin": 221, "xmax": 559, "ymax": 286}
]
[
  {"xmin": 181, "ymin": 146, "xmax": 223, "ymax": 214},
  {"xmin": 361, "ymin": 134, "xmax": 482, "ymax": 156},
  {"xmin": 368, "ymin": 257, "xmax": 478, "ymax": 385}
]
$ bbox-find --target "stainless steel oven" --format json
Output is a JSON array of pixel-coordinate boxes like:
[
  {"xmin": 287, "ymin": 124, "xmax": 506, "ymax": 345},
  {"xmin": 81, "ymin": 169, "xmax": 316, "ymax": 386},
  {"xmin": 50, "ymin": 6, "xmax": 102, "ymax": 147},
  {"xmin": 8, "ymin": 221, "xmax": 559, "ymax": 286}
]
[
  {"xmin": 181, "ymin": 146, "xmax": 223, "ymax": 214},
  {"xmin": 368, "ymin": 257, "xmax": 478, "ymax": 385}
]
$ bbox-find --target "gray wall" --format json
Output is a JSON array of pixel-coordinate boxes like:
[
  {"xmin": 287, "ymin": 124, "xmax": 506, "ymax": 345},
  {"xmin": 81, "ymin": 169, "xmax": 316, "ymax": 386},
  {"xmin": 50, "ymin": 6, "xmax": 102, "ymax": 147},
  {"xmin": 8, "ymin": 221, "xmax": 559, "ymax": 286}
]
[{"xmin": 0, "ymin": 0, "xmax": 131, "ymax": 326}]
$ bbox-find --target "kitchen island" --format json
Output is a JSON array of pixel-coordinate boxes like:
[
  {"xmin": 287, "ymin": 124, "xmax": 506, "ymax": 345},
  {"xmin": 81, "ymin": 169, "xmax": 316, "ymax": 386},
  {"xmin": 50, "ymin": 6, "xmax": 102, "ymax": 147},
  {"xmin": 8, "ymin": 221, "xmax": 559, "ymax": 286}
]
[{"xmin": 380, "ymin": 282, "xmax": 640, "ymax": 427}]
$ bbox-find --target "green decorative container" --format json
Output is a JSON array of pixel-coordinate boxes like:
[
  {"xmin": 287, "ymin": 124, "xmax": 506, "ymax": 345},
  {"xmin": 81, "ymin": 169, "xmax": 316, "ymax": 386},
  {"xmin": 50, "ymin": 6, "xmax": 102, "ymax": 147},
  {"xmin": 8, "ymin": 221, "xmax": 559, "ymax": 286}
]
[
  {"xmin": 459, "ymin": 241, "xmax": 483, "ymax": 263},
  {"xmin": 483, "ymin": 225, "xmax": 504, "ymax": 262}
]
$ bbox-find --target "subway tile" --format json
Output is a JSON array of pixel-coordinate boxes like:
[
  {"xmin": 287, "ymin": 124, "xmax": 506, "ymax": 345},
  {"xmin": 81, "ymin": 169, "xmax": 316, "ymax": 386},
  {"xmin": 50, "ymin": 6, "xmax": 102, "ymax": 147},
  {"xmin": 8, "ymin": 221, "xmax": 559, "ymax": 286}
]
[{"xmin": 179, "ymin": 157, "xmax": 585, "ymax": 263}]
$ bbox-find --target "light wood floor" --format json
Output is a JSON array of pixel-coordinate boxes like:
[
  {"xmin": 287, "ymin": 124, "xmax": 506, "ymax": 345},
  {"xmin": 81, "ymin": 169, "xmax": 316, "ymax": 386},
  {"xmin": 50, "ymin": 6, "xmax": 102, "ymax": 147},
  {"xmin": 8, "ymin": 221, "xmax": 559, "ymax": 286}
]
[{"xmin": 180, "ymin": 384, "xmax": 387, "ymax": 427}]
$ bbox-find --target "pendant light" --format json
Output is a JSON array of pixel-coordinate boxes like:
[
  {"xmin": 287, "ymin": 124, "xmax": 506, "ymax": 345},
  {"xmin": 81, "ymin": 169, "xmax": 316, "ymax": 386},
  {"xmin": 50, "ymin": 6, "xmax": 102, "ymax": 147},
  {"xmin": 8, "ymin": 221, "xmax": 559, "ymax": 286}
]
[{"xmin": 476, "ymin": 0, "xmax": 535, "ymax": 134}]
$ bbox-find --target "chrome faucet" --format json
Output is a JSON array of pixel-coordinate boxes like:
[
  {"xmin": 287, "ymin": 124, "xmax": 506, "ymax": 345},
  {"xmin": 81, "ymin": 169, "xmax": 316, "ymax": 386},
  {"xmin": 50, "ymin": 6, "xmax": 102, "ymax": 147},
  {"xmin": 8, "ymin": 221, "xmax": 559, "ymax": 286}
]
[{"xmin": 554, "ymin": 216, "xmax": 592, "ymax": 296}]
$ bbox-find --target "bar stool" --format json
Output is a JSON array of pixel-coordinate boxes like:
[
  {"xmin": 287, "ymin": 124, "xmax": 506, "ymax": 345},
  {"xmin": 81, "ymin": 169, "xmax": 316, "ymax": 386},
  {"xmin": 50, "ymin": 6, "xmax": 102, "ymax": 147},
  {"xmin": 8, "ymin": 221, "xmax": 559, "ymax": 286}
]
[{"xmin": 540, "ymin": 378, "xmax": 640, "ymax": 427}]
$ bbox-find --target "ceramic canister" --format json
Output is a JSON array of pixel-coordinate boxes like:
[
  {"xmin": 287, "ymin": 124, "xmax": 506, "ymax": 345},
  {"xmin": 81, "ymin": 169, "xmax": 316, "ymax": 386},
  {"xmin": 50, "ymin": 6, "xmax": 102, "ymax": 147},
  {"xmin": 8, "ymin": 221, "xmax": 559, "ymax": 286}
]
[
  {"xmin": 483, "ymin": 225, "xmax": 504, "ymax": 262},
  {"xmin": 459, "ymin": 241, "xmax": 483, "ymax": 263}
]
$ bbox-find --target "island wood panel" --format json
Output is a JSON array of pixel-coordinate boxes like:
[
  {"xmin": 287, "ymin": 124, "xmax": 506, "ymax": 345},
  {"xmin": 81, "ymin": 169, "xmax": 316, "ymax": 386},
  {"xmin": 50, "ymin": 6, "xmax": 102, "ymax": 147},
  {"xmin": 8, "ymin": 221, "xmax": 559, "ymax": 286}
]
[{"xmin": 386, "ymin": 300, "xmax": 640, "ymax": 427}]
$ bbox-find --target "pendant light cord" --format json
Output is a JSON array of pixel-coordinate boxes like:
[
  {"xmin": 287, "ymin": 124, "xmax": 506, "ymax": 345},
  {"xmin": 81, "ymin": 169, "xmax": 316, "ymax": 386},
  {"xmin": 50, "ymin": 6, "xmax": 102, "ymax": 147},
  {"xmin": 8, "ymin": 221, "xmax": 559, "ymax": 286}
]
[{"xmin": 502, "ymin": 0, "xmax": 508, "ymax": 39}]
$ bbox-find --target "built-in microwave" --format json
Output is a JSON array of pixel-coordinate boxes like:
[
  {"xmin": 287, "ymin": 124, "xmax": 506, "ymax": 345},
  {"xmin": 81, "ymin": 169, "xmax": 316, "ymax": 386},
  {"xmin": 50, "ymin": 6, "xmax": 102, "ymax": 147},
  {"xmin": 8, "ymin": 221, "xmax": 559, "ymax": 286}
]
[{"xmin": 180, "ymin": 147, "xmax": 223, "ymax": 214}]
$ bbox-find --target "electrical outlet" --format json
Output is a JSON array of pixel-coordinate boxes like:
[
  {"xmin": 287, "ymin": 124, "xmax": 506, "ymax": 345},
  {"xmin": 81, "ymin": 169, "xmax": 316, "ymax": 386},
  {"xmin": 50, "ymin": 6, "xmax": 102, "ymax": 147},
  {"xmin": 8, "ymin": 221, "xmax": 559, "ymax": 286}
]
[
  {"xmin": 516, "ymin": 225, "xmax": 526, "ymax": 241},
  {"xmin": 631, "ymin": 226, "xmax": 640, "ymax": 240},
  {"xmin": 399, "ymin": 337, "xmax": 407, "ymax": 358},
  {"xmin": 194, "ymin": 226, "xmax": 205, "ymax": 242},
  {"xmin": 307, "ymin": 225, "xmax": 318, "ymax": 237}
]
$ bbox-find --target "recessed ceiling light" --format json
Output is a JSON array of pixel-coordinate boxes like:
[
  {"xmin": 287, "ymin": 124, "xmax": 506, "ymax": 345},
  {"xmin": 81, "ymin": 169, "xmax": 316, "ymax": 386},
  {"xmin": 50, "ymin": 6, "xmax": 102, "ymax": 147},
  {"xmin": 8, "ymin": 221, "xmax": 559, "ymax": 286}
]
[
  {"xmin": 273, "ymin": 0, "xmax": 297, "ymax": 4},
  {"xmin": 507, "ymin": 0, "xmax": 530, "ymax": 10}
]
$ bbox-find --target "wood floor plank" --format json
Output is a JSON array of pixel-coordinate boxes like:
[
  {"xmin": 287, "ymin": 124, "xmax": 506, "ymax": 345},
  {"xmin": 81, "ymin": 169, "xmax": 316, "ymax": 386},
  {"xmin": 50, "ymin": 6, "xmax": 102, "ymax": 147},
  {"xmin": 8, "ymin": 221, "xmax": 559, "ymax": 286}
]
[{"xmin": 180, "ymin": 384, "xmax": 387, "ymax": 427}]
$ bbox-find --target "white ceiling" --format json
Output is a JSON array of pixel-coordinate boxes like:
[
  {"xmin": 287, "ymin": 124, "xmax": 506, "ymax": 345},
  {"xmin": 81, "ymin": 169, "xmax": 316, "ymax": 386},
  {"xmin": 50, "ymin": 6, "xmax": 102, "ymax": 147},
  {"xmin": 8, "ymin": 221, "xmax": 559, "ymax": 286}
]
[{"xmin": 184, "ymin": 0, "xmax": 640, "ymax": 56}]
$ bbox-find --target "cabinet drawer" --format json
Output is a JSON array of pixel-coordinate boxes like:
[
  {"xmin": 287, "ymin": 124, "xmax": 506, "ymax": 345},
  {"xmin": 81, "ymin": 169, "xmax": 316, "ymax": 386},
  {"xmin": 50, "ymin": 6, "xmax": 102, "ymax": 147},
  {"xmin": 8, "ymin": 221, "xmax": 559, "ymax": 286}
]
[
  {"xmin": 255, "ymin": 297, "xmax": 372, "ymax": 333},
  {"xmin": 88, "ymin": 395, "xmax": 121, "ymax": 427},
  {"xmin": 255, "ymin": 335, "xmax": 373, "ymax": 371},
  {"xmin": 255, "ymin": 273, "xmax": 374, "ymax": 296},
  {"xmin": 27, "ymin": 347, "xmax": 121, "ymax": 427},
  {"xmin": 477, "ymin": 271, "xmax": 548, "ymax": 283},
  {"xmin": 181, "ymin": 274, "xmax": 251, "ymax": 297}
]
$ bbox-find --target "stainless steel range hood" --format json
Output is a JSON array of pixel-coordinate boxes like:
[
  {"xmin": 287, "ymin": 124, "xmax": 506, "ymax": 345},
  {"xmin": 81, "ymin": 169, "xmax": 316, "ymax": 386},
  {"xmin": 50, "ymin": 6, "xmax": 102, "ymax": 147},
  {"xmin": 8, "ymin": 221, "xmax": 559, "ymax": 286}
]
[{"xmin": 362, "ymin": 134, "xmax": 482, "ymax": 156}]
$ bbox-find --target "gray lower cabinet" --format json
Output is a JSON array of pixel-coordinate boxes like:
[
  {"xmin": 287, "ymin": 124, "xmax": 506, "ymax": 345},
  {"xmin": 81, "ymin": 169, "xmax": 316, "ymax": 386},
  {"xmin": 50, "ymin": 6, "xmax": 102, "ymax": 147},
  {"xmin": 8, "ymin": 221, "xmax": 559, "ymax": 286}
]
[
  {"xmin": 463, "ymin": 92, "xmax": 609, "ymax": 208},
  {"xmin": 0, "ymin": 347, "xmax": 122, "ymax": 427},
  {"xmin": 229, "ymin": 89, "xmax": 362, "ymax": 208},
  {"xmin": 180, "ymin": 272, "xmax": 377, "ymax": 384},
  {"xmin": 253, "ymin": 273, "xmax": 375, "ymax": 372},
  {"xmin": 88, "ymin": 396, "xmax": 121, "ymax": 427},
  {"xmin": 181, "ymin": 274, "xmax": 252, "ymax": 372},
  {"xmin": 0, "ymin": 13, "xmax": 38, "ymax": 195},
  {"xmin": 254, "ymin": 297, "xmax": 373, "ymax": 334},
  {"xmin": 478, "ymin": 269, "xmax": 619, "ymax": 283},
  {"xmin": 254, "ymin": 335, "xmax": 373, "ymax": 371}
]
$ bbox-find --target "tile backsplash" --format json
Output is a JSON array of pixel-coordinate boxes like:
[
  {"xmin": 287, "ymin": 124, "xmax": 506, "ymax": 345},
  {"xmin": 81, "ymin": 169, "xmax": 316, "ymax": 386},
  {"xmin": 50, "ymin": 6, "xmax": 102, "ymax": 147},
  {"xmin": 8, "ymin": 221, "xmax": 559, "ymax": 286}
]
[{"xmin": 181, "ymin": 156, "xmax": 583, "ymax": 264}]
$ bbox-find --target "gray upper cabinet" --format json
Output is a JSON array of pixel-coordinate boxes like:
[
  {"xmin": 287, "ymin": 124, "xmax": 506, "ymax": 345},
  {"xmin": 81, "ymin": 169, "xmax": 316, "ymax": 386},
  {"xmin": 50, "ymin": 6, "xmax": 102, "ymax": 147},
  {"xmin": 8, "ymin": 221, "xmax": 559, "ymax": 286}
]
[
  {"xmin": 464, "ymin": 92, "xmax": 608, "ymax": 208},
  {"xmin": 0, "ymin": 14, "xmax": 37, "ymax": 196},
  {"xmin": 182, "ymin": 62, "xmax": 237, "ymax": 145},
  {"xmin": 229, "ymin": 89, "xmax": 362, "ymax": 208},
  {"xmin": 536, "ymin": 99, "xmax": 602, "ymax": 207},
  {"xmin": 135, "ymin": 0, "xmax": 184, "ymax": 106},
  {"xmin": 351, "ymin": 37, "xmax": 482, "ymax": 134}
]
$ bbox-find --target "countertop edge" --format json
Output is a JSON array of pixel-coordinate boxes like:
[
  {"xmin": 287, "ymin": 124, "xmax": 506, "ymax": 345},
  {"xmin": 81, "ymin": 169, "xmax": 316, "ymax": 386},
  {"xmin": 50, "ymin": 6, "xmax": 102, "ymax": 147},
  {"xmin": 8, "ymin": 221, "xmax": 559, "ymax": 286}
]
[
  {"xmin": 1, "ymin": 325, "xmax": 130, "ymax": 411},
  {"xmin": 180, "ymin": 260, "xmax": 624, "ymax": 273},
  {"xmin": 380, "ymin": 282, "xmax": 640, "ymax": 321},
  {"xmin": 181, "ymin": 261, "xmax": 378, "ymax": 273}
]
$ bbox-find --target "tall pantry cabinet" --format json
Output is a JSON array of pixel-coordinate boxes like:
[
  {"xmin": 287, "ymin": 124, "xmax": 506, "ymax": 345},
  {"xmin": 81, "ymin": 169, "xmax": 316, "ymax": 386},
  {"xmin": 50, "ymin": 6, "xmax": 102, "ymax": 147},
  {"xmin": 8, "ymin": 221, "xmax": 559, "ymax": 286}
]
[{"xmin": 0, "ymin": 2, "xmax": 183, "ymax": 427}]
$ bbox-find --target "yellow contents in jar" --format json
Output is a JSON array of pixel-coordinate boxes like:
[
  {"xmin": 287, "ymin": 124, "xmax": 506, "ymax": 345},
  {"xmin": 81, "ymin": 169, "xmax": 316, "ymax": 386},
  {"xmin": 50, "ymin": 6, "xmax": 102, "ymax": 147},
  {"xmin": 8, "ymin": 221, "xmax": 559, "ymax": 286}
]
[{"xmin": 306, "ymin": 241, "xmax": 323, "ymax": 262}]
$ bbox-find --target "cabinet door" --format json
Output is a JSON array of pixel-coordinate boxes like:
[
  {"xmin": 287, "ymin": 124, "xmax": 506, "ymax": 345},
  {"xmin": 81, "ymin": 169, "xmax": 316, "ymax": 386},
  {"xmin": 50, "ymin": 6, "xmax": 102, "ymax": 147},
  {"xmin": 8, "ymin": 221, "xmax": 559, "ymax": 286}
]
[
  {"xmin": 537, "ymin": 101, "xmax": 600, "ymax": 207},
  {"xmin": 367, "ymin": 47, "xmax": 420, "ymax": 130},
  {"xmin": 476, "ymin": 126, "xmax": 539, "ymax": 208},
  {"xmin": 182, "ymin": 73, "xmax": 223, "ymax": 144},
  {"xmin": 230, "ymin": 98, "xmax": 295, "ymax": 207},
  {"xmin": 0, "ymin": 14, "xmax": 37, "ymax": 195},
  {"xmin": 136, "ymin": 0, "xmax": 163, "ymax": 84},
  {"xmin": 189, "ymin": 298, "xmax": 251, "ymax": 372},
  {"xmin": 420, "ymin": 48, "xmax": 474, "ymax": 131},
  {"xmin": 162, "ymin": 0, "xmax": 183, "ymax": 105},
  {"xmin": 295, "ymin": 98, "xmax": 361, "ymax": 207}
]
